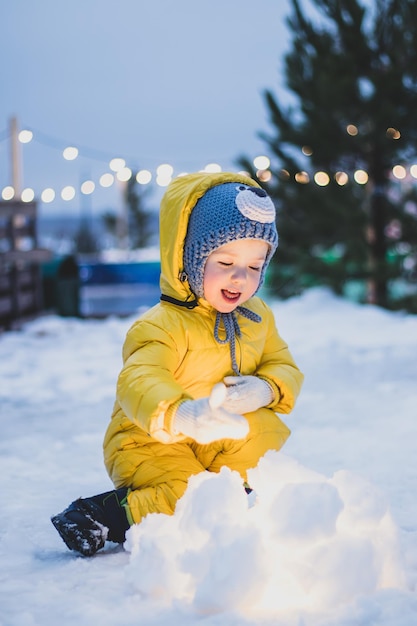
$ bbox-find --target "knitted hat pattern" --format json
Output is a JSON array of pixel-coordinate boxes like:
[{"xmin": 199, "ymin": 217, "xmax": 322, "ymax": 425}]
[{"xmin": 183, "ymin": 182, "xmax": 278, "ymax": 299}]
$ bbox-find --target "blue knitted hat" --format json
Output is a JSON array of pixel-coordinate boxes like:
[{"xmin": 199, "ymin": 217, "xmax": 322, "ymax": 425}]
[{"xmin": 183, "ymin": 182, "xmax": 278, "ymax": 298}]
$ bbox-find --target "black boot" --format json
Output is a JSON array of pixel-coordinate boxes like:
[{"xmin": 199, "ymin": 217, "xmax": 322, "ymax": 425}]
[{"xmin": 51, "ymin": 487, "xmax": 130, "ymax": 557}]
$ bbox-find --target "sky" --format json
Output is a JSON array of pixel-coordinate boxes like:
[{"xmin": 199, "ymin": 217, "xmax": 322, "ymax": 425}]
[
  {"xmin": 0, "ymin": 287, "xmax": 416, "ymax": 624},
  {"xmin": 0, "ymin": 0, "xmax": 295, "ymax": 217}
]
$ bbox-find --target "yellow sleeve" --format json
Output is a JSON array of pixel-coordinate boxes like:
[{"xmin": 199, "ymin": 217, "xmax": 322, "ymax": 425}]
[
  {"xmin": 255, "ymin": 305, "xmax": 304, "ymax": 414},
  {"xmin": 116, "ymin": 318, "xmax": 191, "ymax": 440}
]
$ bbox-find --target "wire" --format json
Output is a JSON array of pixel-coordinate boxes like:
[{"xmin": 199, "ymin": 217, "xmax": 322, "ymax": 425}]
[{"xmin": 28, "ymin": 127, "xmax": 134, "ymax": 164}]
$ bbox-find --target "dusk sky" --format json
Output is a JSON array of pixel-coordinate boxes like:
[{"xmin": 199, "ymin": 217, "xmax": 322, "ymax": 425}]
[{"xmin": 0, "ymin": 1, "xmax": 295, "ymax": 216}]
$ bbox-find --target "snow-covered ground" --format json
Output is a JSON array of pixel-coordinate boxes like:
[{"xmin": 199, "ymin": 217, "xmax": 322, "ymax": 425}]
[{"xmin": 0, "ymin": 288, "xmax": 416, "ymax": 626}]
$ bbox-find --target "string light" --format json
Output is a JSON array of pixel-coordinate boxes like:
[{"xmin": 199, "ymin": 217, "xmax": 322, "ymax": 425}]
[
  {"xmin": 257, "ymin": 169, "xmax": 272, "ymax": 182},
  {"xmin": 157, "ymin": 164, "xmax": 174, "ymax": 177},
  {"xmin": 61, "ymin": 186, "xmax": 76, "ymax": 201},
  {"xmin": 116, "ymin": 167, "xmax": 132, "ymax": 182},
  {"xmin": 63, "ymin": 146, "xmax": 79, "ymax": 160},
  {"xmin": 295, "ymin": 171, "xmax": 310, "ymax": 184},
  {"xmin": 3, "ymin": 125, "xmax": 417, "ymax": 205},
  {"xmin": 347, "ymin": 124, "xmax": 358, "ymax": 136},
  {"xmin": 314, "ymin": 171, "xmax": 330, "ymax": 186},
  {"xmin": 18, "ymin": 130, "xmax": 33, "ymax": 143},
  {"xmin": 156, "ymin": 175, "xmax": 172, "ymax": 187},
  {"xmin": 253, "ymin": 155, "xmax": 270, "ymax": 170},
  {"xmin": 80, "ymin": 180, "xmax": 95, "ymax": 194},
  {"xmin": 6, "ymin": 163, "xmax": 417, "ymax": 203},
  {"xmin": 109, "ymin": 158, "xmax": 125, "ymax": 172},
  {"xmin": 203, "ymin": 163, "xmax": 222, "ymax": 173},
  {"xmin": 392, "ymin": 165, "xmax": 406, "ymax": 180},
  {"xmin": 21, "ymin": 188, "xmax": 35, "ymax": 202},
  {"xmin": 354, "ymin": 169, "xmax": 368, "ymax": 184},
  {"xmin": 2, "ymin": 186, "xmax": 15, "ymax": 200},
  {"xmin": 335, "ymin": 171, "xmax": 349, "ymax": 185},
  {"xmin": 136, "ymin": 170, "xmax": 152, "ymax": 184},
  {"xmin": 41, "ymin": 188, "xmax": 55, "ymax": 203},
  {"xmin": 386, "ymin": 127, "xmax": 401, "ymax": 140},
  {"xmin": 99, "ymin": 173, "xmax": 114, "ymax": 187},
  {"xmin": 156, "ymin": 163, "xmax": 174, "ymax": 187}
]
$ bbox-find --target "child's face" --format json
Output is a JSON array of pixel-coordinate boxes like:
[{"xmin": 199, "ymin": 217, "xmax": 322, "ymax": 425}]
[{"xmin": 203, "ymin": 239, "xmax": 269, "ymax": 313}]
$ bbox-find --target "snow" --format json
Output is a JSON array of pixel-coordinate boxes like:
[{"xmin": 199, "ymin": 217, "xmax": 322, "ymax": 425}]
[{"xmin": 0, "ymin": 287, "xmax": 416, "ymax": 625}]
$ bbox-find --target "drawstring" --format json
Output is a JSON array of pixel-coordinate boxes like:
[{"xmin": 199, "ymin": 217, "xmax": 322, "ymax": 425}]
[
  {"xmin": 161, "ymin": 292, "xmax": 262, "ymax": 375},
  {"xmin": 214, "ymin": 306, "xmax": 261, "ymax": 375}
]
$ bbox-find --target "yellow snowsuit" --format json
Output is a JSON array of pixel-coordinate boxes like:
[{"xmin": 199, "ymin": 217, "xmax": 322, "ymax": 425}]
[{"xmin": 103, "ymin": 172, "xmax": 304, "ymax": 524}]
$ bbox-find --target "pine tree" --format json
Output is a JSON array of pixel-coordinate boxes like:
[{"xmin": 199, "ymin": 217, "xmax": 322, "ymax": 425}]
[
  {"xmin": 124, "ymin": 174, "xmax": 152, "ymax": 249},
  {"xmin": 241, "ymin": 0, "xmax": 417, "ymax": 310},
  {"xmin": 102, "ymin": 175, "xmax": 153, "ymax": 250}
]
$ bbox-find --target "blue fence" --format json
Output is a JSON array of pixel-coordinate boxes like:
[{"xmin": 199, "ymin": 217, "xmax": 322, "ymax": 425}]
[{"xmin": 79, "ymin": 261, "xmax": 161, "ymax": 317}]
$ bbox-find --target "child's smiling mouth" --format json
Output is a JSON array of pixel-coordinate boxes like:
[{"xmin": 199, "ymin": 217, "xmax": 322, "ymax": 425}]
[{"xmin": 221, "ymin": 289, "xmax": 241, "ymax": 301}]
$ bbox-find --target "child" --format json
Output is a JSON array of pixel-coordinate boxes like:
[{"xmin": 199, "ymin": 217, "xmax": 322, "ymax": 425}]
[{"xmin": 51, "ymin": 171, "xmax": 304, "ymax": 556}]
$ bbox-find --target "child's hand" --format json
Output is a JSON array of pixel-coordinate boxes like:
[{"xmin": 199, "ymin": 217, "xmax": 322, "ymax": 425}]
[
  {"xmin": 222, "ymin": 375, "xmax": 274, "ymax": 414},
  {"xmin": 174, "ymin": 384, "xmax": 249, "ymax": 444}
]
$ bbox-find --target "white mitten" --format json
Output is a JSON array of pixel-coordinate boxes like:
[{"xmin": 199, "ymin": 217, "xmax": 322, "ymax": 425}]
[
  {"xmin": 222, "ymin": 375, "xmax": 274, "ymax": 414},
  {"xmin": 174, "ymin": 383, "xmax": 249, "ymax": 444}
]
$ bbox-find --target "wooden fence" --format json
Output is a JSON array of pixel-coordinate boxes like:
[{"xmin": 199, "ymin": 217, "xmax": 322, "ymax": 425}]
[{"xmin": 0, "ymin": 200, "xmax": 51, "ymax": 330}]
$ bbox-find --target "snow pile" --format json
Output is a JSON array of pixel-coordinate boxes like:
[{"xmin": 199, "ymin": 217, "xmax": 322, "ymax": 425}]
[{"xmin": 125, "ymin": 452, "xmax": 405, "ymax": 619}]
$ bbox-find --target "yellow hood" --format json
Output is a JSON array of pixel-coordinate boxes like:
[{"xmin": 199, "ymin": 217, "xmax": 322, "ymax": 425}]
[{"xmin": 159, "ymin": 171, "xmax": 261, "ymax": 302}]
